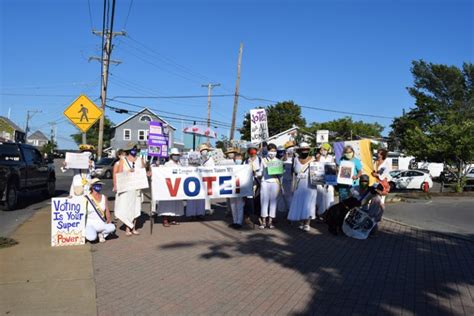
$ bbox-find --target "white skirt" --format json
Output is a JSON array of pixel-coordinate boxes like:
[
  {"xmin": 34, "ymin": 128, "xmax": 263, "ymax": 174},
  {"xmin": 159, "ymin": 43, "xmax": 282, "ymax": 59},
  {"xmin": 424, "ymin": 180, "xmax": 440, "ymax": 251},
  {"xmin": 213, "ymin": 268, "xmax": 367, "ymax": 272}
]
[
  {"xmin": 114, "ymin": 190, "xmax": 142, "ymax": 228},
  {"xmin": 287, "ymin": 180, "xmax": 317, "ymax": 221}
]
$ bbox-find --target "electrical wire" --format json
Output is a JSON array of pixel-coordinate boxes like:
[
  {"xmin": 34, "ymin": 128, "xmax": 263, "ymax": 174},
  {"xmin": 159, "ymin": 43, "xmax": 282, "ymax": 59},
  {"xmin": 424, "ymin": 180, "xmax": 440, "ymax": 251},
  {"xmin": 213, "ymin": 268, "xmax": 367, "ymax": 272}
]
[
  {"xmin": 122, "ymin": 0, "xmax": 134, "ymax": 30},
  {"xmin": 87, "ymin": 0, "xmax": 94, "ymax": 31}
]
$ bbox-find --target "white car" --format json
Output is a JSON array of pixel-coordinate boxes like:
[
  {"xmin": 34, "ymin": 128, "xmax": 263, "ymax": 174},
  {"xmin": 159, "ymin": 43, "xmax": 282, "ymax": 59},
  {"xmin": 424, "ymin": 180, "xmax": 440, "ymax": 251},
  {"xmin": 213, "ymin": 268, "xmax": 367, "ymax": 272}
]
[{"xmin": 389, "ymin": 169, "xmax": 433, "ymax": 191}]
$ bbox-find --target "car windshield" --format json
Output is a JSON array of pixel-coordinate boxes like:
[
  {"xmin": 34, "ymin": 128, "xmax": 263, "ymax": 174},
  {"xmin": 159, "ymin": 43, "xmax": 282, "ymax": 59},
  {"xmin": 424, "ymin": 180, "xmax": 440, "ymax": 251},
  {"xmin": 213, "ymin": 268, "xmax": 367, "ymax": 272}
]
[
  {"xmin": 96, "ymin": 158, "xmax": 114, "ymax": 165},
  {"xmin": 390, "ymin": 170, "xmax": 401, "ymax": 177}
]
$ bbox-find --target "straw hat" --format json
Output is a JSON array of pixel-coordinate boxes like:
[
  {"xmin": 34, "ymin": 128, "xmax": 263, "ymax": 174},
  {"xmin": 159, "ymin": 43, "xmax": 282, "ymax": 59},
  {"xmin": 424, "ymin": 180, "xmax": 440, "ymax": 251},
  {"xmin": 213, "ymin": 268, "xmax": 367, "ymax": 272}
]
[
  {"xmin": 198, "ymin": 144, "xmax": 212, "ymax": 152},
  {"xmin": 79, "ymin": 144, "xmax": 95, "ymax": 152},
  {"xmin": 90, "ymin": 178, "xmax": 105, "ymax": 186},
  {"xmin": 225, "ymin": 147, "xmax": 239, "ymax": 155},
  {"xmin": 284, "ymin": 141, "xmax": 295, "ymax": 149}
]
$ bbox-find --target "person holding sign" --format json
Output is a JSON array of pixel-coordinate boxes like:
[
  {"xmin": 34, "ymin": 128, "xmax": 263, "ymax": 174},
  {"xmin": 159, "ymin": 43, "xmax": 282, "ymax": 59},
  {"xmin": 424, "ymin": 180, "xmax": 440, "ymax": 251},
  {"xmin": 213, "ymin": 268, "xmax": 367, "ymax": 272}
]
[
  {"xmin": 316, "ymin": 143, "xmax": 335, "ymax": 218},
  {"xmin": 157, "ymin": 148, "xmax": 185, "ymax": 227},
  {"xmin": 85, "ymin": 178, "xmax": 115, "ymax": 243},
  {"xmin": 62, "ymin": 144, "xmax": 96, "ymax": 196},
  {"xmin": 287, "ymin": 142, "xmax": 317, "ymax": 232},
  {"xmin": 337, "ymin": 145, "xmax": 362, "ymax": 201},
  {"xmin": 258, "ymin": 143, "xmax": 282, "ymax": 229},
  {"xmin": 115, "ymin": 144, "xmax": 146, "ymax": 236}
]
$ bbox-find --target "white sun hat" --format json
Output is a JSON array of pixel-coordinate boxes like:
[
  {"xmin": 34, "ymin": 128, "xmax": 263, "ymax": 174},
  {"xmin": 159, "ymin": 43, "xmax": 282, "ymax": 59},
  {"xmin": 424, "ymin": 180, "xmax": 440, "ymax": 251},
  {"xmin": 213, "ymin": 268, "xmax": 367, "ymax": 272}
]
[{"xmin": 169, "ymin": 148, "xmax": 181, "ymax": 156}]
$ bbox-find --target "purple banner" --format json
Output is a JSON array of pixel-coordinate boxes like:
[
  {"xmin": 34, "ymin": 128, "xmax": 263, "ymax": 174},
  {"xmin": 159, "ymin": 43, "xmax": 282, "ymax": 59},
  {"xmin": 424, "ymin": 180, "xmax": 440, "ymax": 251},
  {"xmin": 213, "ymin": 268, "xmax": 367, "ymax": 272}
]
[{"xmin": 148, "ymin": 121, "xmax": 169, "ymax": 157}]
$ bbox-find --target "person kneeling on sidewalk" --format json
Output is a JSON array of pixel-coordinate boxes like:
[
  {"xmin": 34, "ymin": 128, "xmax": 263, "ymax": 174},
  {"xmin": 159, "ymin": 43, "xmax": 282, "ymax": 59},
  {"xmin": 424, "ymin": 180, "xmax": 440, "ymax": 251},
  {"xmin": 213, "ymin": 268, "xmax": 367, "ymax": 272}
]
[{"xmin": 85, "ymin": 178, "xmax": 115, "ymax": 243}]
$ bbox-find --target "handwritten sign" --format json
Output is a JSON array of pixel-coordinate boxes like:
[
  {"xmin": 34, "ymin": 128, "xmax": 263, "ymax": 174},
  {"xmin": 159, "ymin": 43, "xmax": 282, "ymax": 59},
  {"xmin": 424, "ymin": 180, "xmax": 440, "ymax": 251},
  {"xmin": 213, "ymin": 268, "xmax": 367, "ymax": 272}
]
[
  {"xmin": 337, "ymin": 160, "xmax": 355, "ymax": 185},
  {"xmin": 266, "ymin": 159, "xmax": 284, "ymax": 176},
  {"xmin": 250, "ymin": 109, "xmax": 269, "ymax": 144},
  {"xmin": 116, "ymin": 168, "xmax": 149, "ymax": 193},
  {"xmin": 309, "ymin": 161, "xmax": 325, "ymax": 186},
  {"xmin": 148, "ymin": 121, "xmax": 169, "ymax": 158},
  {"xmin": 151, "ymin": 165, "xmax": 253, "ymax": 201},
  {"xmin": 65, "ymin": 152, "xmax": 90, "ymax": 169},
  {"xmin": 342, "ymin": 208, "xmax": 376, "ymax": 240},
  {"xmin": 51, "ymin": 197, "xmax": 86, "ymax": 247}
]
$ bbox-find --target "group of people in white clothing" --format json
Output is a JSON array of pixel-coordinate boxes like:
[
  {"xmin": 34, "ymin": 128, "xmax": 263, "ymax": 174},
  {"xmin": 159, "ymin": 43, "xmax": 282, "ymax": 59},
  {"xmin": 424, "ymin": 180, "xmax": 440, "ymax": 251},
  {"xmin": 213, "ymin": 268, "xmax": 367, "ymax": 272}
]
[{"xmin": 62, "ymin": 139, "xmax": 392, "ymax": 243}]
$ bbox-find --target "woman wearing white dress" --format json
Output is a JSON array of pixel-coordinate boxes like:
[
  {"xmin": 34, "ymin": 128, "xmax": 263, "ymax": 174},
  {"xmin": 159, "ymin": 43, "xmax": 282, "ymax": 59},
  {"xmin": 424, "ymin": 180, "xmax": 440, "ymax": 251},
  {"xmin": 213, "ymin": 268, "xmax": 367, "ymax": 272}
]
[
  {"xmin": 259, "ymin": 143, "xmax": 281, "ymax": 229},
  {"xmin": 371, "ymin": 148, "xmax": 391, "ymax": 204},
  {"xmin": 229, "ymin": 152, "xmax": 244, "ymax": 228},
  {"xmin": 158, "ymin": 148, "xmax": 185, "ymax": 227},
  {"xmin": 287, "ymin": 142, "xmax": 317, "ymax": 232},
  {"xmin": 316, "ymin": 143, "xmax": 335, "ymax": 217},
  {"xmin": 85, "ymin": 179, "xmax": 115, "ymax": 243},
  {"xmin": 61, "ymin": 144, "xmax": 96, "ymax": 196},
  {"xmin": 115, "ymin": 145, "xmax": 145, "ymax": 236}
]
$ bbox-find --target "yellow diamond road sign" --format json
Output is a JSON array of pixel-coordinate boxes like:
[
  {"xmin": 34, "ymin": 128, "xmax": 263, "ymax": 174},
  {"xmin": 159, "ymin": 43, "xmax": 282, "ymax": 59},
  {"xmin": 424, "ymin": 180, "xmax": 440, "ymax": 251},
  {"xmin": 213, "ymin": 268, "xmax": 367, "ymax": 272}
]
[{"xmin": 64, "ymin": 95, "xmax": 103, "ymax": 133}]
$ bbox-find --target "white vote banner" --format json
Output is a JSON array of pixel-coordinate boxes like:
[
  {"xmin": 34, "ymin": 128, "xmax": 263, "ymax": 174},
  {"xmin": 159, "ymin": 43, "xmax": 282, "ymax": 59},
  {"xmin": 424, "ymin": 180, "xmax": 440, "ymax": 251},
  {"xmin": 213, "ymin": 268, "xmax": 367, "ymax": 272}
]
[
  {"xmin": 51, "ymin": 197, "xmax": 86, "ymax": 247},
  {"xmin": 250, "ymin": 109, "xmax": 269, "ymax": 144},
  {"xmin": 116, "ymin": 168, "xmax": 149, "ymax": 193},
  {"xmin": 152, "ymin": 165, "xmax": 253, "ymax": 201},
  {"xmin": 337, "ymin": 160, "xmax": 355, "ymax": 185},
  {"xmin": 65, "ymin": 152, "xmax": 90, "ymax": 169}
]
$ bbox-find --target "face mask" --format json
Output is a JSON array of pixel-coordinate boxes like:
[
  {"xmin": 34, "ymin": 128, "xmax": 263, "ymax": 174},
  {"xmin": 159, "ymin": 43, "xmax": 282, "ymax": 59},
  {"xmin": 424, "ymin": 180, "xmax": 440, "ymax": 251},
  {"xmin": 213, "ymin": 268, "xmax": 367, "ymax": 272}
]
[
  {"xmin": 92, "ymin": 184, "xmax": 102, "ymax": 193},
  {"xmin": 249, "ymin": 149, "xmax": 257, "ymax": 156},
  {"xmin": 130, "ymin": 150, "xmax": 138, "ymax": 157},
  {"xmin": 201, "ymin": 150, "xmax": 208, "ymax": 158},
  {"xmin": 262, "ymin": 149, "xmax": 268, "ymax": 157},
  {"xmin": 360, "ymin": 182, "xmax": 368, "ymax": 190},
  {"xmin": 235, "ymin": 159, "xmax": 242, "ymax": 165},
  {"xmin": 321, "ymin": 150, "xmax": 328, "ymax": 156},
  {"xmin": 171, "ymin": 155, "xmax": 180, "ymax": 162},
  {"xmin": 277, "ymin": 150, "xmax": 285, "ymax": 159},
  {"xmin": 299, "ymin": 152, "xmax": 309, "ymax": 159},
  {"xmin": 344, "ymin": 152, "xmax": 354, "ymax": 159},
  {"xmin": 267, "ymin": 152, "xmax": 276, "ymax": 159}
]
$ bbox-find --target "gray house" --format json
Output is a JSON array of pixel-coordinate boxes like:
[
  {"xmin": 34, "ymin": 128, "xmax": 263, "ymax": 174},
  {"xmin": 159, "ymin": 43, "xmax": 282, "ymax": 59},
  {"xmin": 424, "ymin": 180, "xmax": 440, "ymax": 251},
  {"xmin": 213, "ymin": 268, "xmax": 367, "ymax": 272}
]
[
  {"xmin": 110, "ymin": 108, "xmax": 176, "ymax": 152},
  {"xmin": 27, "ymin": 130, "xmax": 49, "ymax": 147}
]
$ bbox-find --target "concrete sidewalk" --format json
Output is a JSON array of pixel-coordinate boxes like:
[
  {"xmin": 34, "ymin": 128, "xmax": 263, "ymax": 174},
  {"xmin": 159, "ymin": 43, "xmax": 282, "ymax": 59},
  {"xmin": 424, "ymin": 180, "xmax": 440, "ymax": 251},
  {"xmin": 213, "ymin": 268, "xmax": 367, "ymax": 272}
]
[{"xmin": 0, "ymin": 207, "xmax": 97, "ymax": 316}]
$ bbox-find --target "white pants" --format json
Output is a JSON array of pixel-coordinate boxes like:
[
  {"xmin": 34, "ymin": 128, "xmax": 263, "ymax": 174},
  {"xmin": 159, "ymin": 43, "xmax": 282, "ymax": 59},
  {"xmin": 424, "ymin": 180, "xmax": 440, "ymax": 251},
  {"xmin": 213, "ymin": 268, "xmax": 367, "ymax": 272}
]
[
  {"xmin": 316, "ymin": 185, "xmax": 334, "ymax": 216},
  {"xmin": 230, "ymin": 198, "xmax": 244, "ymax": 224},
  {"xmin": 186, "ymin": 199, "xmax": 205, "ymax": 216},
  {"xmin": 260, "ymin": 181, "xmax": 280, "ymax": 218},
  {"xmin": 85, "ymin": 220, "xmax": 115, "ymax": 241}
]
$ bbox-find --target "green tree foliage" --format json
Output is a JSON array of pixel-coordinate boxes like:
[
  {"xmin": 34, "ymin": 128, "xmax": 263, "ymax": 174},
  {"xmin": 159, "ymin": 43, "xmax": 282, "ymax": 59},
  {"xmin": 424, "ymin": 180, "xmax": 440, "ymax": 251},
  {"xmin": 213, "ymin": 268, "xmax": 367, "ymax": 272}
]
[
  {"xmin": 239, "ymin": 101, "xmax": 306, "ymax": 141},
  {"xmin": 71, "ymin": 116, "xmax": 114, "ymax": 150},
  {"xmin": 389, "ymin": 60, "xmax": 474, "ymax": 190},
  {"xmin": 41, "ymin": 141, "xmax": 57, "ymax": 155},
  {"xmin": 308, "ymin": 117, "xmax": 384, "ymax": 142}
]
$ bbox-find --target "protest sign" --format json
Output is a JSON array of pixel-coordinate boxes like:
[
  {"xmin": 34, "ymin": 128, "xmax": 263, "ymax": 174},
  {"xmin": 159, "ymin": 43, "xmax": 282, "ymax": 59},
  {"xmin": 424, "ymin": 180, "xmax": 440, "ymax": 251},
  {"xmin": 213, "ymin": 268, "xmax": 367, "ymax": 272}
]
[
  {"xmin": 309, "ymin": 161, "xmax": 326, "ymax": 186},
  {"xmin": 342, "ymin": 208, "xmax": 376, "ymax": 240},
  {"xmin": 337, "ymin": 160, "xmax": 355, "ymax": 185},
  {"xmin": 324, "ymin": 163, "xmax": 338, "ymax": 185},
  {"xmin": 209, "ymin": 148, "xmax": 225, "ymax": 165},
  {"xmin": 51, "ymin": 197, "xmax": 86, "ymax": 247},
  {"xmin": 65, "ymin": 152, "xmax": 90, "ymax": 169},
  {"xmin": 151, "ymin": 165, "xmax": 253, "ymax": 201},
  {"xmin": 148, "ymin": 121, "xmax": 169, "ymax": 158},
  {"xmin": 116, "ymin": 168, "xmax": 149, "ymax": 193},
  {"xmin": 266, "ymin": 159, "xmax": 284, "ymax": 176},
  {"xmin": 333, "ymin": 139, "xmax": 376, "ymax": 185},
  {"xmin": 250, "ymin": 109, "xmax": 269, "ymax": 144}
]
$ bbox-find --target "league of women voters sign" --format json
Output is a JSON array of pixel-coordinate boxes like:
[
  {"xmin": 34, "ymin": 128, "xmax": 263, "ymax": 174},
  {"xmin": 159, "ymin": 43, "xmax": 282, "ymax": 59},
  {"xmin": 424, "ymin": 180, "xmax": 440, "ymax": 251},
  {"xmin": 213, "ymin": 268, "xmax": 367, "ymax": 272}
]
[
  {"xmin": 152, "ymin": 165, "xmax": 253, "ymax": 201},
  {"xmin": 51, "ymin": 197, "xmax": 86, "ymax": 247}
]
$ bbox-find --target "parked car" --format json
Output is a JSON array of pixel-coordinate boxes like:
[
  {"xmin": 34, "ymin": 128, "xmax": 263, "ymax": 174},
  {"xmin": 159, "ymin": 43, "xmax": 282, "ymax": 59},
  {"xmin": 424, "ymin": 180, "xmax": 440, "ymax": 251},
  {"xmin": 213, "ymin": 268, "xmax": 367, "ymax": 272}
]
[
  {"xmin": 0, "ymin": 142, "xmax": 56, "ymax": 210},
  {"xmin": 94, "ymin": 157, "xmax": 117, "ymax": 179},
  {"xmin": 466, "ymin": 168, "xmax": 474, "ymax": 183},
  {"xmin": 389, "ymin": 169, "xmax": 433, "ymax": 191}
]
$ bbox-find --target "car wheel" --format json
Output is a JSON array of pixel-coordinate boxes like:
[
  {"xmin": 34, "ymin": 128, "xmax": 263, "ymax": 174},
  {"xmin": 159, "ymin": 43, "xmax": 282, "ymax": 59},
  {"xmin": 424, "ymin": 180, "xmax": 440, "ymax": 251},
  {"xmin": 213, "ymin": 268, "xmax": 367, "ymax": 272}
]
[
  {"xmin": 3, "ymin": 182, "xmax": 19, "ymax": 211},
  {"xmin": 105, "ymin": 170, "xmax": 112, "ymax": 179},
  {"xmin": 389, "ymin": 181, "xmax": 396, "ymax": 191}
]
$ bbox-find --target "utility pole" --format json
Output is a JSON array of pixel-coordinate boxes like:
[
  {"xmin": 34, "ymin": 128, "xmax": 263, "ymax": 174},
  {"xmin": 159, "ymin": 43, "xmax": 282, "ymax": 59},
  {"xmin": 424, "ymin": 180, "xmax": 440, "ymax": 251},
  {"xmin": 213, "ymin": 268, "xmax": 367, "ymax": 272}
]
[
  {"xmin": 230, "ymin": 43, "xmax": 243, "ymax": 142},
  {"xmin": 24, "ymin": 110, "xmax": 42, "ymax": 140},
  {"xmin": 48, "ymin": 122, "xmax": 56, "ymax": 153},
  {"xmin": 201, "ymin": 83, "xmax": 220, "ymax": 144}
]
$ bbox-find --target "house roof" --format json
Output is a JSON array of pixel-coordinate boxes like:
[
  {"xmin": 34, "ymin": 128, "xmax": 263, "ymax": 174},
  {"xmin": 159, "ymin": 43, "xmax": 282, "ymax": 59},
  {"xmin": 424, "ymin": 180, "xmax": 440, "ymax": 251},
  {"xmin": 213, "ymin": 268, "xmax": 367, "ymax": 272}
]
[
  {"xmin": 0, "ymin": 116, "xmax": 25, "ymax": 133},
  {"xmin": 28, "ymin": 130, "xmax": 49, "ymax": 141},
  {"xmin": 266, "ymin": 126, "xmax": 300, "ymax": 140},
  {"xmin": 112, "ymin": 108, "xmax": 176, "ymax": 130}
]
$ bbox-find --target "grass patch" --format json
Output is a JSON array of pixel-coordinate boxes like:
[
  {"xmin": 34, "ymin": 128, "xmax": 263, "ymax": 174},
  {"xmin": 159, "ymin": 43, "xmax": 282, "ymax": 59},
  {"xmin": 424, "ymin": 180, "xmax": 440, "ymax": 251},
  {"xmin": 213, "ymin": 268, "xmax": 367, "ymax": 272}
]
[{"xmin": 0, "ymin": 236, "xmax": 19, "ymax": 249}]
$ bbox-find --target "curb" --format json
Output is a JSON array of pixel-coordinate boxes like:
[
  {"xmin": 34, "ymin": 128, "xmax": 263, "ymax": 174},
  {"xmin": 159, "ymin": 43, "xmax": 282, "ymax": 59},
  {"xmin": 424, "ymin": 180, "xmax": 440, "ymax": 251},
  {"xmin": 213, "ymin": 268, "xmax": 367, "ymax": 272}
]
[{"xmin": 383, "ymin": 216, "xmax": 474, "ymax": 243}]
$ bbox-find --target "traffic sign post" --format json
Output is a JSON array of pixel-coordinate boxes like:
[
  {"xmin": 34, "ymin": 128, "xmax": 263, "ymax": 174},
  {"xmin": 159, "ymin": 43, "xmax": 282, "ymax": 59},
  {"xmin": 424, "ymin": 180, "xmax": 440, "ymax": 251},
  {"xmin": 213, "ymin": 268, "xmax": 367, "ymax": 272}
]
[{"xmin": 64, "ymin": 95, "xmax": 103, "ymax": 134}]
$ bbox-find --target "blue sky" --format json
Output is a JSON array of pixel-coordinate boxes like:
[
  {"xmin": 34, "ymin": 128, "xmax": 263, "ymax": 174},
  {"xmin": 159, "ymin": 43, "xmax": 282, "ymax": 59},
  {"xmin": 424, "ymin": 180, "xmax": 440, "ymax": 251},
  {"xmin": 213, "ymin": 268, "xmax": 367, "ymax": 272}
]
[{"xmin": 1, "ymin": 0, "xmax": 472, "ymax": 149}]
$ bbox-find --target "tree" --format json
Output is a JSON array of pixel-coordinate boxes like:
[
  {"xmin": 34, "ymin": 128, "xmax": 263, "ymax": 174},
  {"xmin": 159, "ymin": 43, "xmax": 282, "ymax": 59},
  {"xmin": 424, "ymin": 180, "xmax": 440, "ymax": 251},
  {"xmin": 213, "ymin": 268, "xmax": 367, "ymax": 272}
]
[
  {"xmin": 308, "ymin": 117, "xmax": 384, "ymax": 143},
  {"xmin": 41, "ymin": 141, "xmax": 57, "ymax": 155},
  {"xmin": 239, "ymin": 101, "xmax": 306, "ymax": 141},
  {"xmin": 389, "ymin": 60, "xmax": 474, "ymax": 191},
  {"xmin": 215, "ymin": 135, "xmax": 230, "ymax": 152},
  {"xmin": 71, "ymin": 116, "xmax": 115, "ymax": 150}
]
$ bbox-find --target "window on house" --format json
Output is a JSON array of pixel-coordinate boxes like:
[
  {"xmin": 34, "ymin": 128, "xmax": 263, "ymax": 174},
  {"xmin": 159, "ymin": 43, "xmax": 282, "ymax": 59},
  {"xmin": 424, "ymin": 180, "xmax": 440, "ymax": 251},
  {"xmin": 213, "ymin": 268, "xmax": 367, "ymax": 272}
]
[
  {"xmin": 140, "ymin": 115, "xmax": 151, "ymax": 122},
  {"xmin": 123, "ymin": 129, "xmax": 131, "ymax": 141},
  {"xmin": 138, "ymin": 130, "xmax": 146, "ymax": 141}
]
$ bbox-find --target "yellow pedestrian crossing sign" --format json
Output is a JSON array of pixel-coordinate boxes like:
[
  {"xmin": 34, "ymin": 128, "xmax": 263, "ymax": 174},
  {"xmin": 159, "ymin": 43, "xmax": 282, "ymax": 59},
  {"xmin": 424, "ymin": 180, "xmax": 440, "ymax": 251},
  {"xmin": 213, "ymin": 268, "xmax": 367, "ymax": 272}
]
[{"xmin": 64, "ymin": 95, "xmax": 103, "ymax": 133}]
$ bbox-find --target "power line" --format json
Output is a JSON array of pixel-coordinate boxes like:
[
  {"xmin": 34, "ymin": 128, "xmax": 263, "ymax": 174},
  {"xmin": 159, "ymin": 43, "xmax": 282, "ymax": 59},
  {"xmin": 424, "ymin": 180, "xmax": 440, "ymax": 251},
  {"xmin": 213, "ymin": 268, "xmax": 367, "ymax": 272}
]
[
  {"xmin": 87, "ymin": 0, "xmax": 94, "ymax": 30},
  {"xmin": 110, "ymin": 94, "xmax": 234, "ymax": 99},
  {"xmin": 122, "ymin": 0, "xmax": 134, "ymax": 30}
]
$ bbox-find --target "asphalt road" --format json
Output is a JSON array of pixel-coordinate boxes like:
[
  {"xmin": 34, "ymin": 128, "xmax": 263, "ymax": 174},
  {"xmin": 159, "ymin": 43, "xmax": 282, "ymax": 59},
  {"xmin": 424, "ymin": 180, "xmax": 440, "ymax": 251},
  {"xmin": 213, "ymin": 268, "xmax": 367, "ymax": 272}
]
[
  {"xmin": 0, "ymin": 160, "xmax": 114, "ymax": 237},
  {"xmin": 385, "ymin": 196, "xmax": 474, "ymax": 240}
]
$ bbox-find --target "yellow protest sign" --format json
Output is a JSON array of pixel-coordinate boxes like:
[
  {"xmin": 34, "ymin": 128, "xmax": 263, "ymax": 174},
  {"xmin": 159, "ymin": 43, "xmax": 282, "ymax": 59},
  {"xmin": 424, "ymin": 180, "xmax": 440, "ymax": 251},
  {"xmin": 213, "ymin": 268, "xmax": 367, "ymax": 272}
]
[{"xmin": 64, "ymin": 95, "xmax": 103, "ymax": 133}]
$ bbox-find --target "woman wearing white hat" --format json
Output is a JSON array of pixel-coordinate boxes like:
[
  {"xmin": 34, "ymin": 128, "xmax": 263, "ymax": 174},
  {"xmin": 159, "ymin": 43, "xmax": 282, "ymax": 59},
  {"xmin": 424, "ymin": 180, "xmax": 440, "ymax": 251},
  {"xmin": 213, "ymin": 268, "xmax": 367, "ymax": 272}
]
[
  {"xmin": 84, "ymin": 178, "xmax": 115, "ymax": 243},
  {"xmin": 287, "ymin": 142, "xmax": 317, "ymax": 231},
  {"xmin": 157, "ymin": 148, "xmax": 185, "ymax": 227}
]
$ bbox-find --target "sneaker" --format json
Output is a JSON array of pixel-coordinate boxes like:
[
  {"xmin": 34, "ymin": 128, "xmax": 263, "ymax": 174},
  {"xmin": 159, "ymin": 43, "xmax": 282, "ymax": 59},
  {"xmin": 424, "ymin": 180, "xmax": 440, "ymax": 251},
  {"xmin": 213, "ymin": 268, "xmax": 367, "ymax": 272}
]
[
  {"xmin": 303, "ymin": 225, "xmax": 310, "ymax": 232},
  {"xmin": 98, "ymin": 233, "xmax": 106, "ymax": 243},
  {"xmin": 268, "ymin": 225, "xmax": 275, "ymax": 229},
  {"xmin": 298, "ymin": 225, "xmax": 304, "ymax": 230},
  {"xmin": 258, "ymin": 225, "xmax": 265, "ymax": 229}
]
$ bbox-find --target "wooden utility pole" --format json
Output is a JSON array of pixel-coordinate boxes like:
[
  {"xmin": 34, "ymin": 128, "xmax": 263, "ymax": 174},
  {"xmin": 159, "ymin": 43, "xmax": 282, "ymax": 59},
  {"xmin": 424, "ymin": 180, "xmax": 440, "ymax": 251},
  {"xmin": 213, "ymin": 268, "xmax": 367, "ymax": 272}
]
[
  {"xmin": 230, "ymin": 43, "xmax": 243, "ymax": 142},
  {"xmin": 201, "ymin": 83, "xmax": 220, "ymax": 143},
  {"xmin": 24, "ymin": 110, "xmax": 42, "ymax": 140}
]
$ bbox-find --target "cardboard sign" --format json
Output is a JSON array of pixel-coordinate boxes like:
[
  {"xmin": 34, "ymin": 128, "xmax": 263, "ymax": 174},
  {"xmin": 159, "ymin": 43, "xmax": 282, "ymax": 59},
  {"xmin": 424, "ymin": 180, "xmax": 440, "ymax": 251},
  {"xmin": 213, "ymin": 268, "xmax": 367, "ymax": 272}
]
[
  {"xmin": 209, "ymin": 148, "xmax": 225, "ymax": 165},
  {"xmin": 250, "ymin": 109, "xmax": 269, "ymax": 144},
  {"xmin": 309, "ymin": 161, "xmax": 326, "ymax": 186},
  {"xmin": 51, "ymin": 197, "xmax": 86, "ymax": 247},
  {"xmin": 65, "ymin": 152, "xmax": 90, "ymax": 170},
  {"xmin": 342, "ymin": 208, "xmax": 376, "ymax": 240},
  {"xmin": 116, "ymin": 168, "xmax": 149, "ymax": 193},
  {"xmin": 151, "ymin": 165, "xmax": 253, "ymax": 201},
  {"xmin": 316, "ymin": 130, "xmax": 329, "ymax": 143},
  {"xmin": 148, "ymin": 121, "xmax": 169, "ymax": 158},
  {"xmin": 324, "ymin": 163, "xmax": 338, "ymax": 185},
  {"xmin": 337, "ymin": 160, "xmax": 355, "ymax": 185},
  {"xmin": 266, "ymin": 159, "xmax": 284, "ymax": 176}
]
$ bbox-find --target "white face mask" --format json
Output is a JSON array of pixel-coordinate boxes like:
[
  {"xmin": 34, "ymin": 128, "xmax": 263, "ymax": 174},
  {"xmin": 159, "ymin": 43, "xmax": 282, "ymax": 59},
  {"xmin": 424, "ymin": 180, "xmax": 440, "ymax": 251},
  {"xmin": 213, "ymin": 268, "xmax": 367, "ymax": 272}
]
[
  {"xmin": 235, "ymin": 159, "xmax": 242, "ymax": 165},
  {"xmin": 201, "ymin": 150, "xmax": 208, "ymax": 158},
  {"xmin": 267, "ymin": 152, "xmax": 277, "ymax": 159},
  {"xmin": 171, "ymin": 155, "xmax": 180, "ymax": 162},
  {"xmin": 321, "ymin": 149, "xmax": 328, "ymax": 156}
]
